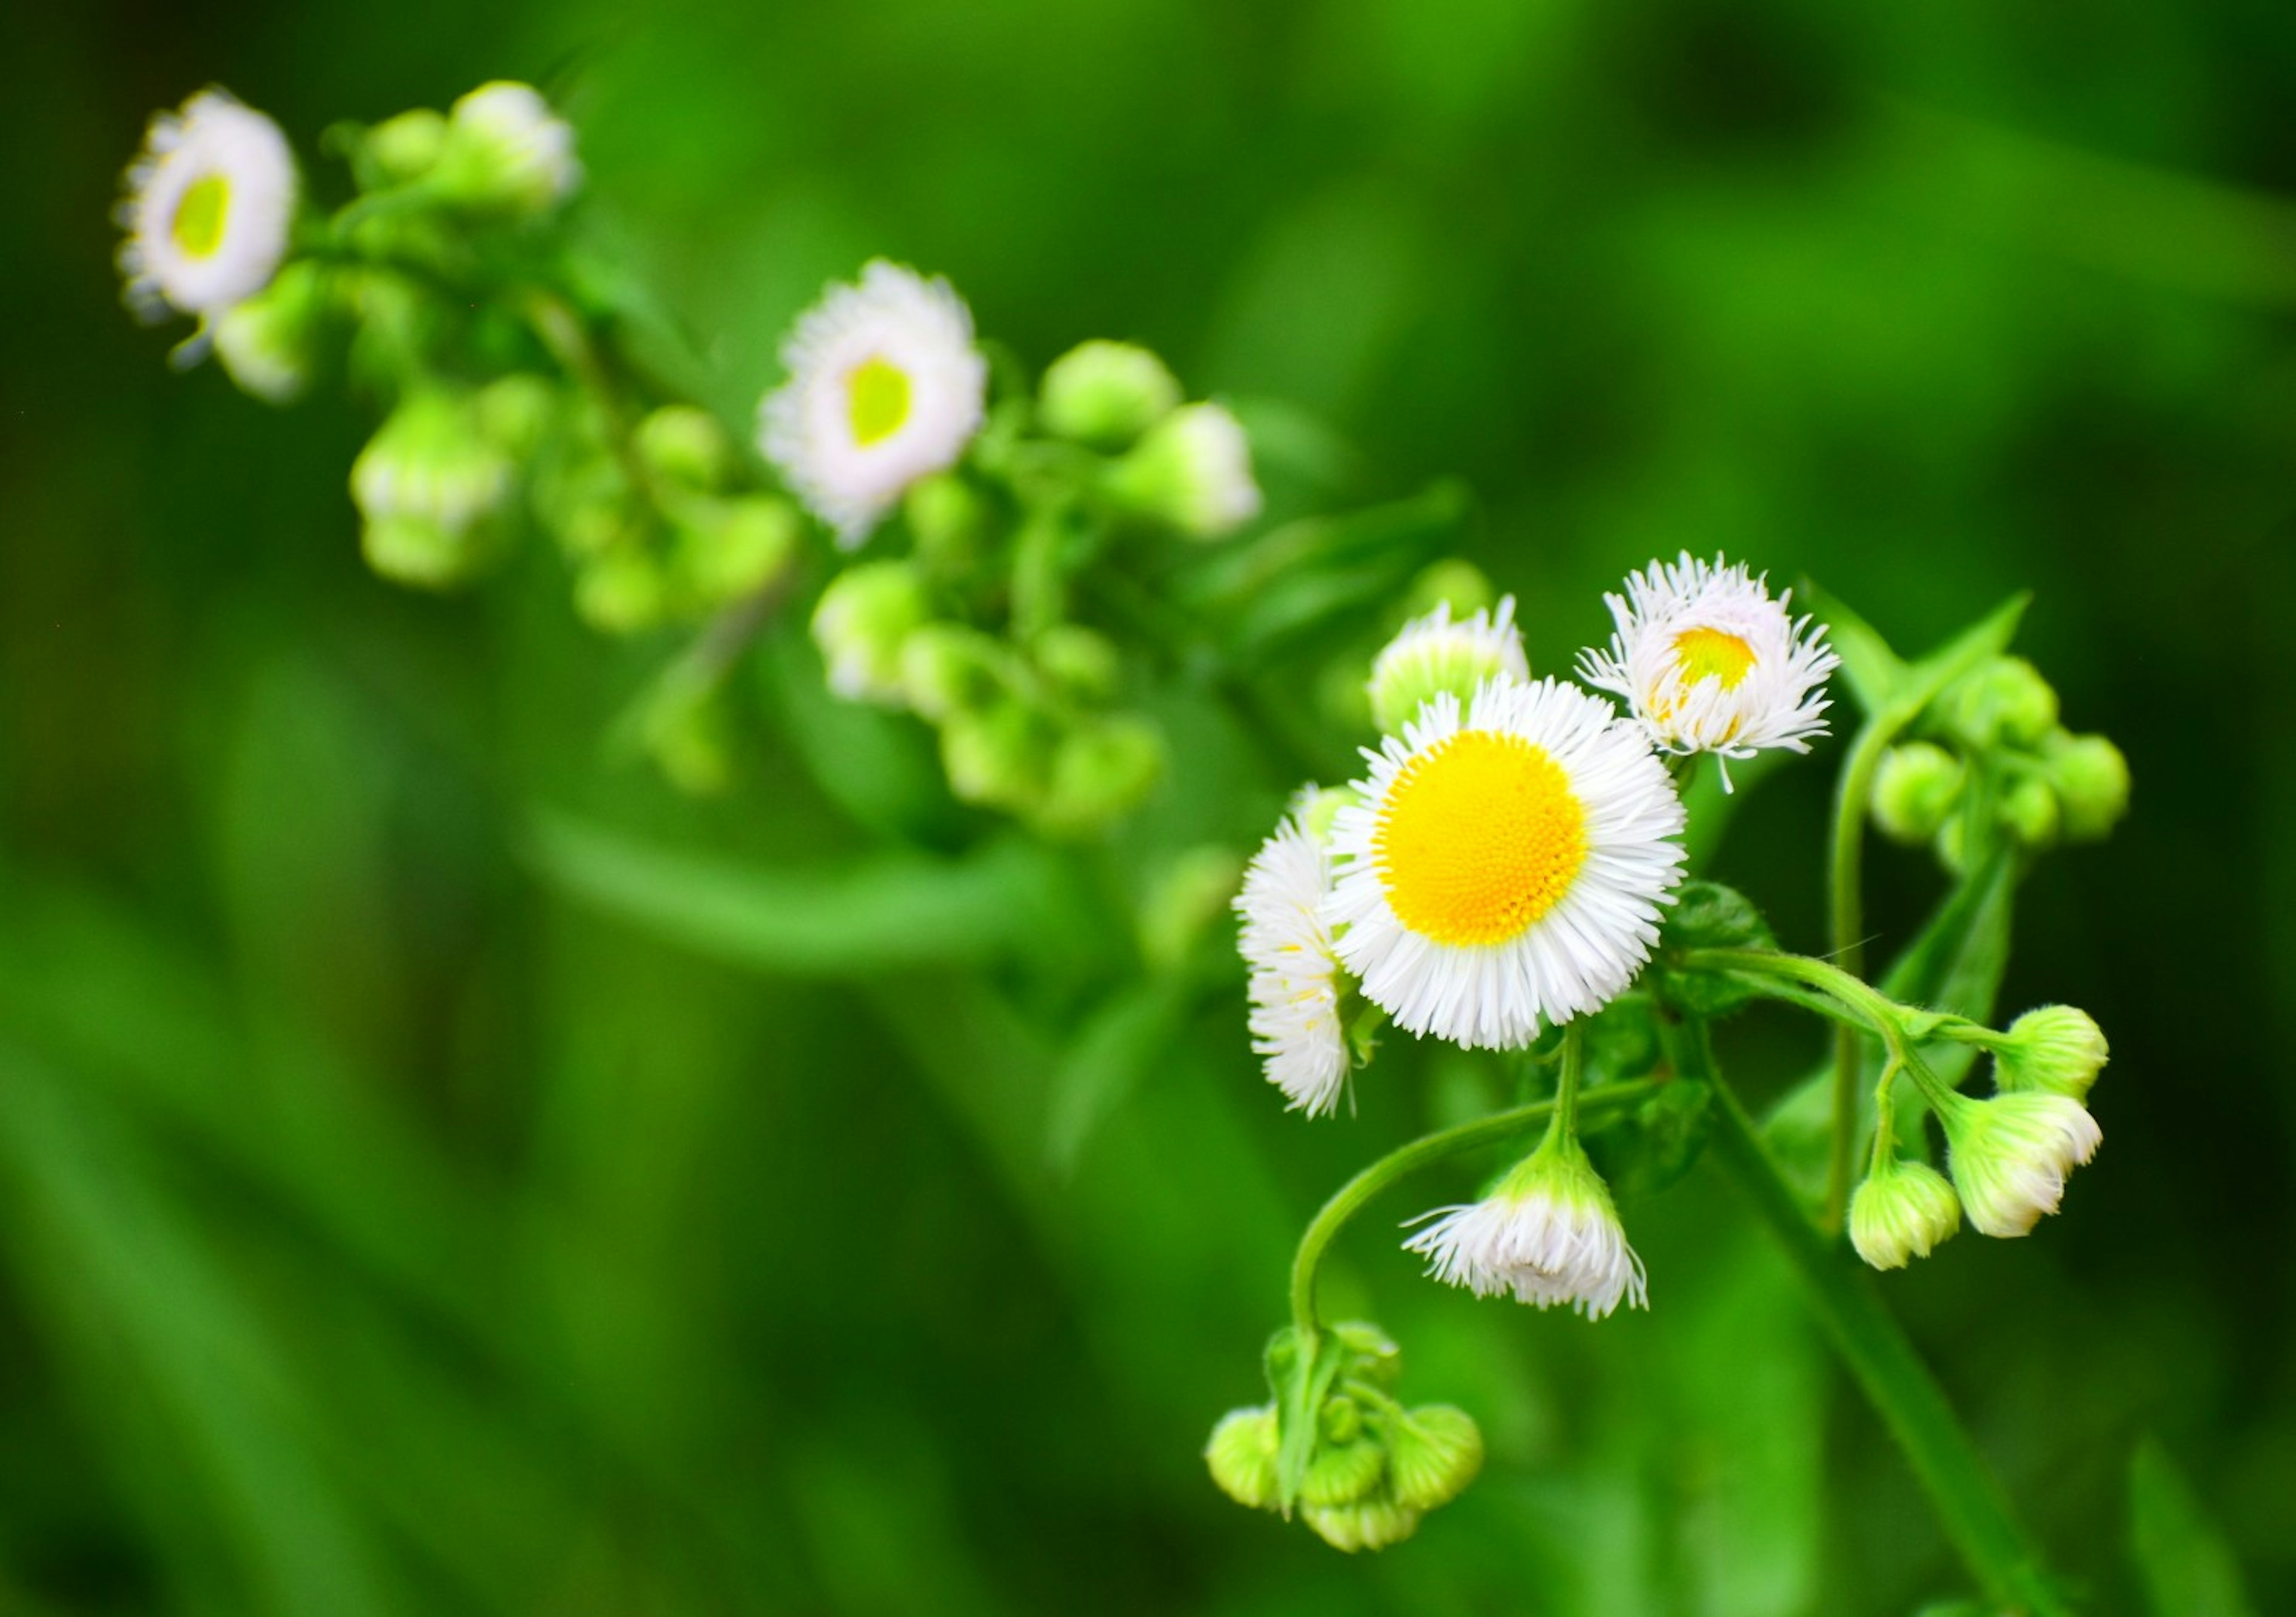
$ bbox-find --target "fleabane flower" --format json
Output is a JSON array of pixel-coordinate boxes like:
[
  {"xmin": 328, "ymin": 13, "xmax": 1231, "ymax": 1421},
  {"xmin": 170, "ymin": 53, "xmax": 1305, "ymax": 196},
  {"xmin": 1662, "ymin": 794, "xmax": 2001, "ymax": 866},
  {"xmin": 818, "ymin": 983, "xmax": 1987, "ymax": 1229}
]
[
  {"xmin": 1849, "ymin": 1157, "xmax": 1962, "ymax": 1270},
  {"xmin": 1326, "ymin": 678, "xmax": 1686, "ymax": 1050},
  {"xmin": 760, "ymin": 261, "xmax": 988, "ymax": 547},
  {"xmin": 1941, "ymin": 1091, "xmax": 2102, "ymax": 1238},
  {"xmin": 1578, "ymin": 553, "xmax": 1839, "ymax": 774},
  {"xmin": 118, "ymin": 89, "xmax": 297, "ymax": 327},
  {"xmin": 1234, "ymin": 816, "xmax": 1349, "ymax": 1116},
  {"xmin": 1405, "ymin": 1133, "xmax": 1647, "ymax": 1317},
  {"xmin": 1367, "ymin": 596, "xmax": 1531, "ymax": 736}
]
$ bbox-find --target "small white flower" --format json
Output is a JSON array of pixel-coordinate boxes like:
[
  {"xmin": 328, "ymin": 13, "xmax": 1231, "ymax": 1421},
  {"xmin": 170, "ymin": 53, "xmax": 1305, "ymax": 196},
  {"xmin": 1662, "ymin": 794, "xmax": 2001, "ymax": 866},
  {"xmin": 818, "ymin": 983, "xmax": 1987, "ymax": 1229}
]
[
  {"xmin": 1367, "ymin": 596, "xmax": 1531, "ymax": 736},
  {"xmin": 1578, "ymin": 553, "xmax": 1839, "ymax": 773},
  {"xmin": 1110, "ymin": 402, "xmax": 1262, "ymax": 538},
  {"xmin": 1848, "ymin": 1157, "xmax": 1962, "ymax": 1270},
  {"xmin": 118, "ymin": 89, "xmax": 297, "ymax": 325},
  {"xmin": 1405, "ymin": 1134, "xmax": 1647, "ymax": 1317},
  {"xmin": 1326, "ymin": 677, "xmax": 1686, "ymax": 1051},
  {"xmin": 761, "ymin": 261, "xmax": 988, "ymax": 547},
  {"xmin": 1942, "ymin": 1091, "xmax": 2102, "ymax": 1238},
  {"xmin": 1234, "ymin": 816, "xmax": 1349, "ymax": 1116},
  {"xmin": 442, "ymin": 81, "xmax": 581, "ymax": 214}
]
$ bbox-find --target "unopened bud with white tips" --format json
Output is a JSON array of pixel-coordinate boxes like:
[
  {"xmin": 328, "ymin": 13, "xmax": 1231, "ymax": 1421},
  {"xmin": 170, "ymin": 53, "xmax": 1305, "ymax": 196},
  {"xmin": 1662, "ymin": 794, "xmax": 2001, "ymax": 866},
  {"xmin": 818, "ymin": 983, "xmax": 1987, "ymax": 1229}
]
[
  {"xmin": 1941, "ymin": 1091, "xmax": 2101, "ymax": 1238},
  {"xmin": 1367, "ymin": 596, "xmax": 1531, "ymax": 736},
  {"xmin": 811, "ymin": 561, "xmax": 932, "ymax": 706},
  {"xmin": 1204, "ymin": 1406, "xmax": 1281, "ymax": 1511},
  {"xmin": 1107, "ymin": 402, "xmax": 1261, "ymax": 538},
  {"xmin": 434, "ymin": 81, "xmax": 581, "ymax": 218},
  {"xmin": 1992, "ymin": 1005, "xmax": 2108, "ymax": 1101},
  {"xmin": 1849, "ymin": 1157, "xmax": 1962, "ymax": 1270}
]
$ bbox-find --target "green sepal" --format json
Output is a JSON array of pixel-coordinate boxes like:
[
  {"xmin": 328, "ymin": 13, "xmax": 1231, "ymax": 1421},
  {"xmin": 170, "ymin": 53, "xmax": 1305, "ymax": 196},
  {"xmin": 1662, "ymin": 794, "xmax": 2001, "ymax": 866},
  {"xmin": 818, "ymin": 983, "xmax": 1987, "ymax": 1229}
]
[
  {"xmin": 1651, "ymin": 881, "xmax": 1776, "ymax": 1016},
  {"xmin": 1264, "ymin": 1325, "xmax": 1350, "ymax": 1515}
]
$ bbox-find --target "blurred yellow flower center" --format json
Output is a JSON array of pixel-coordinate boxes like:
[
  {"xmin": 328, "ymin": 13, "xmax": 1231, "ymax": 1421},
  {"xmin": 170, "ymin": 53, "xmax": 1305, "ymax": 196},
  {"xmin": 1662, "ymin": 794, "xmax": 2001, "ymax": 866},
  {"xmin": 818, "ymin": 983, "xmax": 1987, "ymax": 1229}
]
[
  {"xmin": 847, "ymin": 356, "xmax": 912, "ymax": 446},
  {"xmin": 1671, "ymin": 626, "xmax": 1755, "ymax": 689},
  {"xmin": 1373, "ymin": 731, "xmax": 1587, "ymax": 946},
  {"xmin": 171, "ymin": 173, "xmax": 232, "ymax": 258}
]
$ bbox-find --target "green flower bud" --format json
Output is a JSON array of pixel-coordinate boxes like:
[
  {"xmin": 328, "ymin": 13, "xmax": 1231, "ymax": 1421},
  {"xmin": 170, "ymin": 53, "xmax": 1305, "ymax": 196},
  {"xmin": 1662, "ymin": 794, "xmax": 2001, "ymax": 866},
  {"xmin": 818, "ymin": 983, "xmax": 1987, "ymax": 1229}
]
[
  {"xmin": 212, "ymin": 260, "xmax": 334, "ymax": 405},
  {"xmin": 812, "ymin": 562, "xmax": 932, "ymax": 707},
  {"xmin": 1204, "ymin": 1406, "xmax": 1281, "ymax": 1511},
  {"xmin": 1848, "ymin": 1157, "xmax": 1961, "ymax": 1271},
  {"xmin": 675, "ymin": 495, "xmax": 801, "ymax": 607},
  {"xmin": 432, "ymin": 81, "xmax": 581, "ymax": 218},
  {"xmin": 350, "ymin": 389, "xmax": 517, "ymax": 590},
  {"xmin": 574, "ymin": 549, "xmax": 669, "ymax": 634},
  {"xmin": 637, "ymin": 404, "xmax": 735, "ymax": 492},
  {"xmin": 1329, "ymin": 1320, "xmax": 1402, "ymax": 1387},
  {"xmin": 1106, "ymin": 402, "xmax": 1262, "ymax": 539},
  {"xmin": 476, "ymin": 373, "xmax": 560, "ymax": 459},
  {"xmin": 903, "ymin": 473, "xmax": 990, "ymax": 573},
  {"xmin": 941, "ymin": 700, "xmax": 1058, "ymax": 811},
  {"xmin": 1294, "ymin": 786, "xmax": 1361, "ymax": 847},
  {"xmin": 1993, "ymin": 1005, "xmax": 2108, "ymax": 1101},
  {"xmin": 900, "ymin": 624, "xmax": 1017, "ymax": 722},
  {"xmin": 1385, "ymin": 1405, "xmax": 1483, "ymax": 1512},
  {"xmin": 1303, "ymin": 1494, "xmax": 1422, "ymax": 1554},
  {"xmin": 361, "ymin": 109, "xmax": 448, "ymax": 187},
  {"xmin": 1367, "ymin": 596, "xmax": 1528, "ymax": 735},
  {"xmin": 2041, "ymin": 731, "xmax": 2130, "ymax": 842},
  {"xmin": 1937, "ymin": 657, "xmax": 2059, "ymax": 751},
  {"xmin": 1031, "ymin": 713, "xmax": 1166, "ymax": 837},
  {"xmin": 1998, "ymin": 776, "xmax": 2060, "ymax": 848},
  {"xmin": 1031, "ymin": 625, "xmax": 1121, "ymax": 702},
  {"xmin": 1301, "ymin": 1436, "xmax": 1384, "ymax": 1508},
  {"xmin": 1870, "ymin": 741, "xmax": 1965, "ymax": 844},
  {"xmin": 1396, "ymin": 559, "xmax": 1498, "ymax": 624},
  {"xmin": 1941, "ymin": 1091, "xmax": 2101, "ymax": 1238},
  {"xmin": 1039, "ymin": 339, "xmax": 1182, "ymax": 449}
]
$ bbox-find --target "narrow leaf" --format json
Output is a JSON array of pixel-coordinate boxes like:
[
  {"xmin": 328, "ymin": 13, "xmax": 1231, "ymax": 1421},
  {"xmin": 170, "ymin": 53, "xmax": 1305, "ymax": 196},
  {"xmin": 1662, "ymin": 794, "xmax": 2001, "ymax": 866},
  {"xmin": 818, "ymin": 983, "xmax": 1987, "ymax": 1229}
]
[{"xmin": 2130, "ymin": 1438, "xmax": 2258, "ymax": 1617}]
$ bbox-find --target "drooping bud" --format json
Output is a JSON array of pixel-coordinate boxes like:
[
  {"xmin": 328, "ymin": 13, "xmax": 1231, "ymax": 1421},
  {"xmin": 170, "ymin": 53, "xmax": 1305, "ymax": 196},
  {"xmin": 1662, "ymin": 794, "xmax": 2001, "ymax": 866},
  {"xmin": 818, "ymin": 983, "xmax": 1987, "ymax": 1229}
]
[
  {"xmin": 1405, "ymin": 1133, "xmax": 1647, "ymax": 1318},
  {"xmin": 1941, "ymin": 1091, "xmax": 2101, "ymax": 1238},
  {"xmin": 2041, "ymin": 731, "xmax": 2130, "ymax": 842},
  {"xmin": 361, "ymin": 109, "xmax": 449, "ymax": 187},
  {"xmin": 1992, "ymin": 1005, "xmax": 2108, "ymax": 1101},
  {"xmin": 811, "ymin": 561, "xmax": 932, "ymax": 706},
  {"xmin": 1107, "ymin": 402, "xmax": 1262, "ymax": 539},
  {"xmin": 1367, "ymin": 596, "xmax": 1530, "ymax": 735},
  {"xmin": 900, "ymin": 624, "xmax": 1016, "ymax": 722},
  {"xmin": 1848, "ymin": 1157, "xmax": 1962, "ymax": 1270},
  {"xmin": 1204, "ymin": 1406, "xmax": 1281, "ymax": 1511},
  {"xmin": 1998, "ymin": 776, "xmax": 2061, "ymax": 848},
  {"xmin": 1039, "ymin": 339, "xmax": 1182, "ymax": 449},
  {"xmin": 433, "ymin": 81, "xmax": 581, "ymax": 218},
  {"xmin": 1385, "ymin": 1405, "xmax": 1483, "ymax": 1512},
  {"xmin": 1301, "ymin": 1437, "xmax": 1385, "ymax": 1509},
  {"xmin": 1870, "ymin": 741, "xmax": 1965, "ymax": 844},
  {"xmin": 675, "ymin": 495, "xmax": 801, "ymax": 608},
  {"xmin": 1302, "ymin": 1494, "xmax": 1422, "ymax": 1554},
  {"xmin": 637, "ymin": 404, "xmax": 735, "ymax": 491},
  {"xmin": 212, "ymin": 260, "xmax": 334, "ymax": 404},
  {"xmin": 940, "ymin": 700, "xmax": 1058, "ymax": 811},
  {"xmin": 1032, "ymin": 713, "xmax": 1166, "ymax": 837},
  {"xmin": 350, "ymin": 389, "xmax": 517, "ymax": 589}
]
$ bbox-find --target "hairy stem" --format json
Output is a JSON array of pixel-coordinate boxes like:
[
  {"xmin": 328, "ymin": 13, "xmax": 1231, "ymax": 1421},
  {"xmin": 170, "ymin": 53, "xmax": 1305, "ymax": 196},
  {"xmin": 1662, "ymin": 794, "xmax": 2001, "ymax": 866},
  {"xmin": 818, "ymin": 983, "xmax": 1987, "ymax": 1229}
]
[
  {"xmin": 1827, "ymin": 716, "xmax": 1898, "ymax": 1229},
  {"xmin": 1680, "ymin": 1015, "xmax": 2068, "ymax": 1614},
  {"xmin": 1286, "ymin": 1078, "xmax": 1661, "ymax": 1341}
]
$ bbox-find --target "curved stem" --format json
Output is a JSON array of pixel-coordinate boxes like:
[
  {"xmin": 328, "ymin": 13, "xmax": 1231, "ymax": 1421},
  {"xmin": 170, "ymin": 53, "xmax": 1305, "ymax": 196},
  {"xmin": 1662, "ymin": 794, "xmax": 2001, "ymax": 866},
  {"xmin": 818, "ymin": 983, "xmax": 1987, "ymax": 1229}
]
[
  {"xmin": 1286, "ymin": 1078, "xmax": 1661, "ymax": 1341},
  {"xmin": 1678, "ymin": 1015, "xmax": 2068, "ymax": 1615},
  {"xmin": 1828, "ymin": 717, "xmax": 1898, "ymax": 1229}
]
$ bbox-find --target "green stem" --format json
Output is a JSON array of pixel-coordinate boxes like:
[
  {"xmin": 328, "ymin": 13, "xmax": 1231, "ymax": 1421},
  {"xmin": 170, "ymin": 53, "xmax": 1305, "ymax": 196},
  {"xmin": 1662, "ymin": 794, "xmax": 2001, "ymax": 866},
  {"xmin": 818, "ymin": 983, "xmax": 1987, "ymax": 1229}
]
[
  {"xmin": 1828, "ymin": 715, "xmax": 1898, "ymax": 1229},
  {"xmin": 1285, "ymin": 1078, "xmax": 1661, "ymax": 1341},
  {"xmin": 1680, "ymin": 1017, "xmax": 2068, "ymax": 1614}
]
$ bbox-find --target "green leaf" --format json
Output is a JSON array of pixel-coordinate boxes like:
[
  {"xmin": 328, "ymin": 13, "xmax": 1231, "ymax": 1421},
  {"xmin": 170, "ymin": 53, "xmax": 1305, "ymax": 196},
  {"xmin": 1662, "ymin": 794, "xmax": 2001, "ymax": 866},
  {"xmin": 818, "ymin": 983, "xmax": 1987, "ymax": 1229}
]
[
  {"xmin": 1653, "ymin": 881, "xmax": 1778, "ymax": 1017},
  {"xmin": 1895, "ymin": 592, "xmax": 2033, "ymax": 722},
  {"xmin": 1801, "ymin": 581, "xmax": 1910, "ymax": 717},
  {"xmin": 1584, "ymin": 1081, "xmax": 1714, "ymax": 1200},
  {"xmin": 2130, "ymin": 1439, "xmax": 2259, "ymax": 1617}
]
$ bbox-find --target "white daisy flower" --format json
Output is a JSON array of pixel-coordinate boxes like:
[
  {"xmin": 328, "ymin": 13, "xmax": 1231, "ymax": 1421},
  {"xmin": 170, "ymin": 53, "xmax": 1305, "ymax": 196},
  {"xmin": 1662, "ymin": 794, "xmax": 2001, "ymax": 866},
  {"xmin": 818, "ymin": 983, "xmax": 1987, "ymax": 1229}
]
[
  {"xmin": 760, "ymin": 261, "xmax": 988, "ymax": 547},
  {"xmin": 1326, "ymin": 678, "xmax": 1686, "ymax": 1051},
  {"xmin": 1234, "ymin": 816, "xmax": 1349, "ymax": 1116},
  {"xmin": 1941, "ymin": 1091, "xmax": 2102, "ymax": 1238},
  {"xmin": 118, "ymin": 89, "xmax": 298, "ymax": 327},
  {"xmin": 1405, "ymin": 1134, "xmax": 1647, "ymax": 1317},
  {"xmin": 1367, "ymin": 596, "xmax": 1531, "ymax": 736},
  {"xmin": 1578, "ymin": 553, "xmax": 1839, "ymax": 772}
]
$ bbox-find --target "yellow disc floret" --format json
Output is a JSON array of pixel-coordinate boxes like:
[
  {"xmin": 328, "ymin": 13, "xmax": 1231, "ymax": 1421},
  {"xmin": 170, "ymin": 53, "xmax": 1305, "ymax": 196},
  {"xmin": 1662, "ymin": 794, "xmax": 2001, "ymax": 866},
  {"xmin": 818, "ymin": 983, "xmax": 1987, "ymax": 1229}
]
[
  {"xmin": 172, "ymin": 172, "xmax": 232, "ymax": 258},
  {"xmin": 846, "ymin": 355, "xmax": 913, "ymax": 446},
  {"xmin": 1670, "ymin": 626, "xmax": 1755, "ymax": 689},
  {"xmin": 1373, "ymin": 731, "xmax": 1589, "ymax": 947}
]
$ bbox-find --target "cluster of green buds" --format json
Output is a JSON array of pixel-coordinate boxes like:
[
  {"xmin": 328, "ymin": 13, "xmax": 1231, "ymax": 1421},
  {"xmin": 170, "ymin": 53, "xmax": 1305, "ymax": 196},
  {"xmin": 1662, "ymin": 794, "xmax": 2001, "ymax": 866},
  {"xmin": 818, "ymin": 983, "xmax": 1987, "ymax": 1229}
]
[
  {"xmin": 1205, "ymin": 1323, "xmax": 1482, "ymax": 1552},
  {"xmin": 1871, "ymin": 655, "xmax": 2129, "ymax": 866}
]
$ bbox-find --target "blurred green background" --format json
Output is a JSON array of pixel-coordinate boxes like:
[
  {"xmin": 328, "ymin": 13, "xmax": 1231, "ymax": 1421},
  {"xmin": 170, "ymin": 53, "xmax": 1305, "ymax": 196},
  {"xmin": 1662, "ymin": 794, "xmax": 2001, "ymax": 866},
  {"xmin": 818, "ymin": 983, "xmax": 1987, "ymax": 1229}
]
[{"xmin": 2, "ymin": 0, "xmax": 2292, "ymax": 1612}]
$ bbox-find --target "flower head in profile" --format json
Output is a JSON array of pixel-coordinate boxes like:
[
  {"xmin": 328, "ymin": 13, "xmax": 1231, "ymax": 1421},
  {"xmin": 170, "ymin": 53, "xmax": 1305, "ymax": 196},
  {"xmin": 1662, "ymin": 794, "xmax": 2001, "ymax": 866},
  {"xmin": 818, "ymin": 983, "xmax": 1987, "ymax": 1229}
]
[
  {"xmin": 1367, "ymin": 596, "xmax": 1531, "ymax": 736},
  {"xmin": 1941, "ymin": 1091, "xmax": 2102, "ymax": 1238},
  {"xmin": 1849, "ymin": 1156, "xmax": 1962, "ymax": 1270},
  {"xmin": 1405, "ymin": 1133, "xmax": 1647, "ymax": 1317},
  {"xmin": 1109, "ymin": 402, "xmax": 1262, "ymax": 539},
  {"xmin": 118, "ymin": 89, "xmax": 298, "ymax": 329},
  {"xmin": 438, "ymin": 81, "xmax": 582, "ymax": 216},
  {"xmin": 1235, "ymin": 814, "xmax": 1349, "ymax": 1116},
  {"xmin": 1325, "ymin": 677, "xmax": 1685, "ymax": 1051},
  {"xmin": 1578, "ymin": 553, "xmax": 1838, "ymax": 776},
  {"xmin": 760, "ymin": 261, "xmax": 988, "ymax": 547}
]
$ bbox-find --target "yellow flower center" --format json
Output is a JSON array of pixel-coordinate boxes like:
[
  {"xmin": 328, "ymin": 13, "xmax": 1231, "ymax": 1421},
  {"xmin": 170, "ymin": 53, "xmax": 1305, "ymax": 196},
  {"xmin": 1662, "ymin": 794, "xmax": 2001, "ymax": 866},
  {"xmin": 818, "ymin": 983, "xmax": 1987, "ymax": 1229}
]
[
  {"xmin": 1671, "ymin": 626, "xmax": 1756, "ymax": 689},
  {"xmin": 1373, "ymin": 730, "xmax": 1588, "ymax": 947},
  {"xmin": 846, "ymin": 355, "xmax": 912, "ymax": 447},
  {"xmin": 171, "ymin": 172, "xmax": 232, "ymax": 260}
]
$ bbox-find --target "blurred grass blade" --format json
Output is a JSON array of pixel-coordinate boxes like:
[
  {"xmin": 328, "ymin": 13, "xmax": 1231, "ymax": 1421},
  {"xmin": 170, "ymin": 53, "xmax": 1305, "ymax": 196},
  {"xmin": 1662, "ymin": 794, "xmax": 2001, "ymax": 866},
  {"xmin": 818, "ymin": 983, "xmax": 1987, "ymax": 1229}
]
[
  {"xmin": 2129, "ymin": 1438, "xmax": 2258, "ymax": 1617},
  {"xmin": 1043, "ymin": 977, "xmax": 1194, "ymax": 1176}
]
